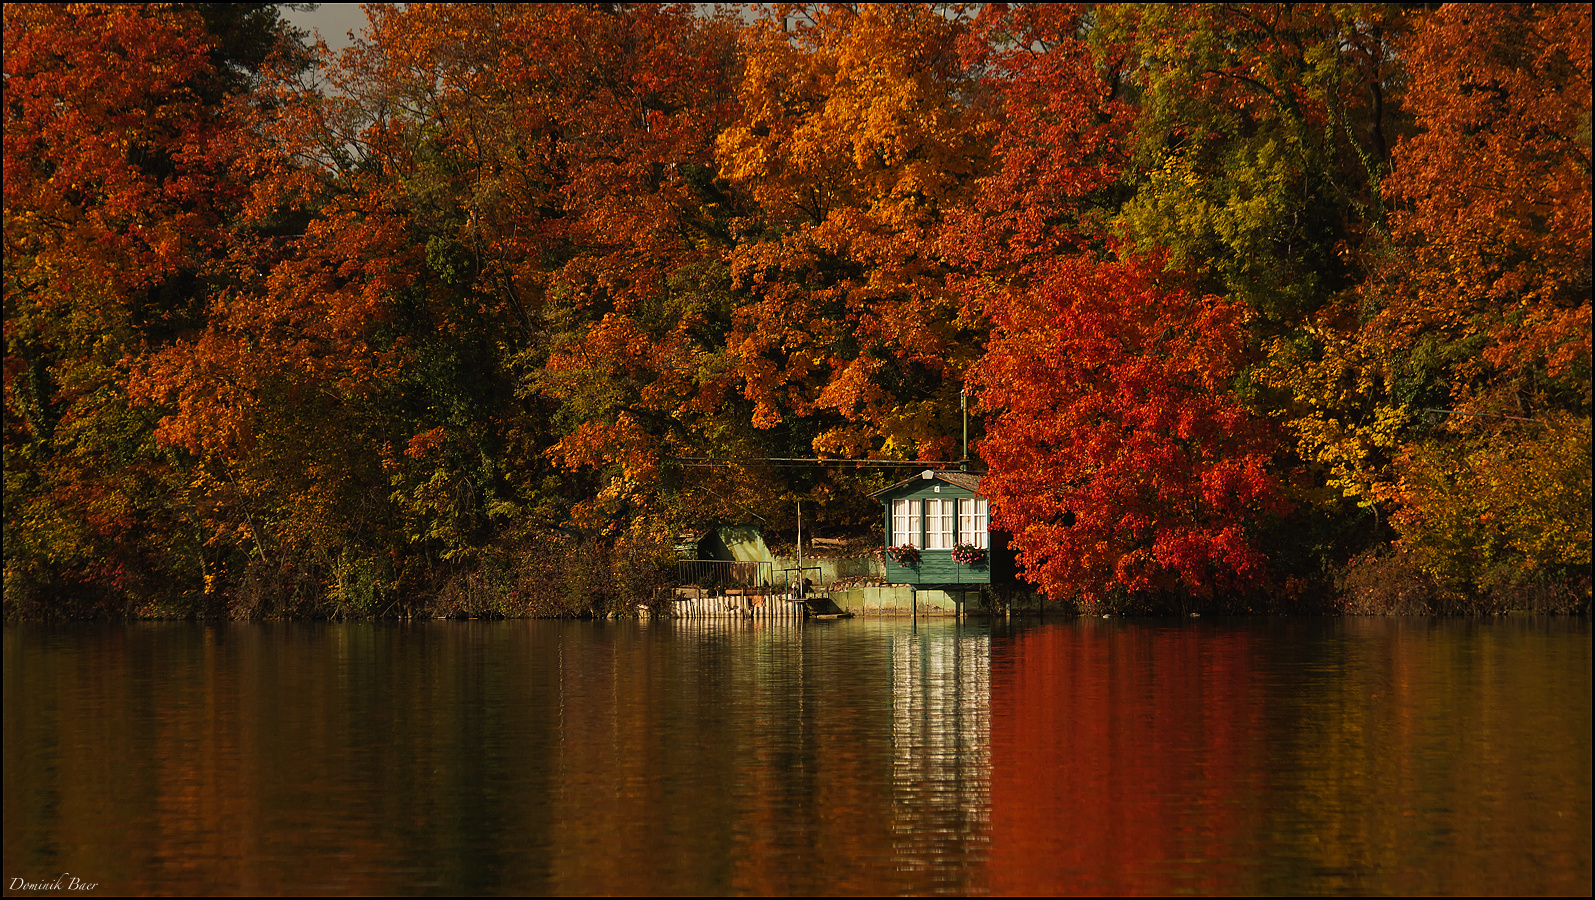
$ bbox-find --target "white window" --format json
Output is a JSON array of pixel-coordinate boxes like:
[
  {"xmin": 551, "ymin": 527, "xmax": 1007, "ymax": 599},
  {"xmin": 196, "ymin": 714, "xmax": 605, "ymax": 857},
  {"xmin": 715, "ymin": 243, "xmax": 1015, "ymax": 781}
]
[
  {"xmin": 926, "ymin": 498, "xmax": 955, "ymax": 549},
  {"xmin": 891, "ymin": 499, "xmax": 921, "ymax": 548},
  {"xmin": 958, "ymin": 498, "xmax": 989, "ymax": 549}
]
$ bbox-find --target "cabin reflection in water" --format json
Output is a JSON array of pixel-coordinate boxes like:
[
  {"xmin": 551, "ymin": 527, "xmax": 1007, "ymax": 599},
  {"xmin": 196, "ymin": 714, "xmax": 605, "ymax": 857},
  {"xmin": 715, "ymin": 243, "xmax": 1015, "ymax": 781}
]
[{"xmin": 891, "ymin": 630, "xmax": 991, "ymax": 874}]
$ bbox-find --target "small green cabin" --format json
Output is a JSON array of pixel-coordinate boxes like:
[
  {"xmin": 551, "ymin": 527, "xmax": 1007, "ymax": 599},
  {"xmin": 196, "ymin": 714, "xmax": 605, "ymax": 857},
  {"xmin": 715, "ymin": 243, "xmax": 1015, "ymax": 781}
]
[{"xmin": 872, "ymin": 470, "xmax": 1016, "ymax": 588}]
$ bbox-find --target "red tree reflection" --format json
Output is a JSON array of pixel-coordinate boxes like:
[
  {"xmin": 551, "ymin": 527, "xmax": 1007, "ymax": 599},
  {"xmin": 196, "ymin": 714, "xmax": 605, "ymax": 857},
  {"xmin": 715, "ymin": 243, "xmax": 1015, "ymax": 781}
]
[{"xmin": 987, "ymin": 623, "xmax": 1266, "ymax": 895}]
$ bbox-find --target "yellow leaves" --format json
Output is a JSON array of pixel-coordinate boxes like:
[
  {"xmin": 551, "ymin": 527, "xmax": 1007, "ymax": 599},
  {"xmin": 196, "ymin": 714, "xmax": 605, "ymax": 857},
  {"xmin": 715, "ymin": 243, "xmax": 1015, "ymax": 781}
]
[
  {"xmin": 1259, "ymin": 318, "xmax": 1411, "ymax": 506},
  {"xmin": 810, "ymin": 424, "xmax": 874, "ymax": 459},
  {"xmin": 1390, "ymin": 415, "xmax": 1593, "ymax": 588},
  {"xmin": 1154, "ymin": 152, "xmax": 1204, "ymax": 190},
  {"xmin": 1496, "ymin": 417, "xmax": 1595, "ymax": 570},
  {"xmin": 1122, "ymin": 141, "xmax": 1296, "ymax": 277}
]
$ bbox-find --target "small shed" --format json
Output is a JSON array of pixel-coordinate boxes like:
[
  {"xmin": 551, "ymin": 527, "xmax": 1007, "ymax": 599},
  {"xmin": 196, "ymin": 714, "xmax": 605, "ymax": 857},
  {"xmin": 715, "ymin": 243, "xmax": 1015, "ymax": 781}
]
[
  {"xmin": 677, "ymin": 524, "xmax": 774, "ymax": 564},
  {"xmin": 871, "ymin": 470, "xmax": 1017, "ymax": 588}
]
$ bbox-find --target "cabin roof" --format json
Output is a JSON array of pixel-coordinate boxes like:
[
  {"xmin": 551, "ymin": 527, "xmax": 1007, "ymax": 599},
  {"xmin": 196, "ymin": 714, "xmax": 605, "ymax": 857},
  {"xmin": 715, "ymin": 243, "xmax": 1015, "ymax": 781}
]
[
  {"xmin": 674, "ymin": 529, "xmax": 711, "ymax": 553},
  {"xmin": 870, "ymin": 469, "xmax": 985, "ymax": 499}
]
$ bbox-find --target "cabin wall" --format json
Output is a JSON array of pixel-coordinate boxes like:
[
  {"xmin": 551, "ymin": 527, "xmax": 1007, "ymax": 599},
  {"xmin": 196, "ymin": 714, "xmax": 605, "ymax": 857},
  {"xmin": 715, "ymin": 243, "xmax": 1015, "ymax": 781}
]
[
  {"xmin": 880, "ymin": 480, "xmax": 1011, "ymax": 587},
  {"xmin": 883, "ymin": 554, "xmax": 992, "ymax": 585}
]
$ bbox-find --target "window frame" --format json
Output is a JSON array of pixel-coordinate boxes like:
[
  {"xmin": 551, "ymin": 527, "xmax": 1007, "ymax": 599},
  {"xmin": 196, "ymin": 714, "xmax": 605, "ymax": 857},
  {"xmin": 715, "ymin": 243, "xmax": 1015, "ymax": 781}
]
[
  {"xmin": 925, "ymin": 498, "xmax": 955, "ymax": 550},
  {"xmin": 958, "ymin": 497, "xmax": 989, "ymax": 549},
  {"xmin": 891, "ymin": 498, "xmax": 921, "ymax": 548}
]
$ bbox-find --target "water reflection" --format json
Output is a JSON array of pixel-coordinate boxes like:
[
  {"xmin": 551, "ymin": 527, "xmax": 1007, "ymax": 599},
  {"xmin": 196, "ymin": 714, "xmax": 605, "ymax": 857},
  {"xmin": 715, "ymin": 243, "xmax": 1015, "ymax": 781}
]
[
  {"xmin": 986, "ymin": 621, "xmax": 1267, "ymax": 895},
  {"xmin": 982, "ymin": 619, "xmax": 1593, "ymax": 895},
  {"xmin": 892, "ymin": 629, "xmax": 991, "ymax": 890},
  {"xmin": 3, "ymin": 618, "xmax": 1589, "ymax": 895}
]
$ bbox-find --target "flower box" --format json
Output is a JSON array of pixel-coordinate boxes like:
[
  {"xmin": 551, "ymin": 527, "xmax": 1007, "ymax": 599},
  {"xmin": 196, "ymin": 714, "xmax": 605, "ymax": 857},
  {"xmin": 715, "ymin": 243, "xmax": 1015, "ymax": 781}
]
[
  {"xmin": 951, "ymin": 543, "xmax": 986, "ymax": 565},
  {"xmin": 887, "ymin": 544, "xmax": 921, "ymax": 567}
]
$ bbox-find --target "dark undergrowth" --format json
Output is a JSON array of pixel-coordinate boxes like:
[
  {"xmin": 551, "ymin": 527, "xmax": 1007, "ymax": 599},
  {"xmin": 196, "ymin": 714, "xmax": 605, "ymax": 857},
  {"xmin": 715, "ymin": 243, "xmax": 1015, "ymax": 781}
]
[
  {"xmin": 1337, "ymin": 549, "xmax": 1591, "ymax": 615},
  {"xmin": 8, "ymin": 542, "xmax": 1588, "ymax": 620}
]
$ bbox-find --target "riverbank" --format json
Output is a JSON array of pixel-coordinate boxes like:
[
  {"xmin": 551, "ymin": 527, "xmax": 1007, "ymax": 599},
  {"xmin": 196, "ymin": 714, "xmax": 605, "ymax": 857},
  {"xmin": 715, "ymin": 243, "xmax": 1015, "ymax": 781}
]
[{"xmin": 5, "ymin": 535, "xmax": 1588, "ymax": 621}]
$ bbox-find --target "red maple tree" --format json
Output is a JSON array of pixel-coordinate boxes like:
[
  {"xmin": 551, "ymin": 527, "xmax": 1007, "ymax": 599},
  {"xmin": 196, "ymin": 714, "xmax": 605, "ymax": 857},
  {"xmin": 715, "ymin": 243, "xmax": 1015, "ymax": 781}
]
[{"xmin": 974, "ymin": 253, "xmax": 1285, "ymax": 607}]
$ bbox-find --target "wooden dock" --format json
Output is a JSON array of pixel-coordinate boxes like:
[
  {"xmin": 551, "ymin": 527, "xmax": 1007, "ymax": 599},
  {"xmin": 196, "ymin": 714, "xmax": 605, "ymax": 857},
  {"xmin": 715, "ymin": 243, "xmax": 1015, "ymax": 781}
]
[
  {"xmin": 670, "ymin": 558, "xmax": 853, "ymax": 620},
  {"xmin": 669, "ymin": 589, "xmax": 811, "ymax": 620}
]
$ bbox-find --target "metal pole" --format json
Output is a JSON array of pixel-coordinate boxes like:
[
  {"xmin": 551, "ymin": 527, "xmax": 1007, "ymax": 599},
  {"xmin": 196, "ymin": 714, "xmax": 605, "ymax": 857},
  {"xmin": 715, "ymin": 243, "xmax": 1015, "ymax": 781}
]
[
  {"xmin": 797, "ymin": 500, "xmax": 802, "ymax": 598},
  {"xmin": 961, "ymin": 388, "xmax": 968, "ymax": 470}
]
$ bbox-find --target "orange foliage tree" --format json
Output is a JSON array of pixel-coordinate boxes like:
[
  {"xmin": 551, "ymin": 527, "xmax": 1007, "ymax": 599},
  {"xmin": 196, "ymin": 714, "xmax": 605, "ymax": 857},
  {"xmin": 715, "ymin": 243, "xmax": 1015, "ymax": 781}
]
[
  {"xmin": 1378, "ymin": 2, "xmax": 1591, "ymax": 412},
  {"xmin": 4, "ymin": 3, "xmax": 286, "ymax": 614},
  {"xmin": 717, "ymin": 3, "xmax": 990, "ymax": 463},
  {"xmin": 130, "ymin": 4, "xmax": 752, "ymax": 611},
  {"xmin": 1374, "ymin": 3, "xmax": 1592, "ymax": 595}
]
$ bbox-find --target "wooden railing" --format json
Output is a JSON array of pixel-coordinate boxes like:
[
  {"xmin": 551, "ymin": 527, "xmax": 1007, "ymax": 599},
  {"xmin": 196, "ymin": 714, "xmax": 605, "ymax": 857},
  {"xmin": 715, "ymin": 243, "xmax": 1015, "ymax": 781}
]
[{"xmin": 674, "ymin": 559, "xmax": 774, "ymax": 591}]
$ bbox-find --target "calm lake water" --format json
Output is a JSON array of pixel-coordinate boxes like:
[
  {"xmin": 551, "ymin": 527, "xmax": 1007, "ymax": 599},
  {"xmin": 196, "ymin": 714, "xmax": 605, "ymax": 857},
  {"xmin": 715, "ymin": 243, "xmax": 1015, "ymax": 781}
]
[{"xmin": 3, "ymin": 617, "xmax": 1590, "ymax": 896}]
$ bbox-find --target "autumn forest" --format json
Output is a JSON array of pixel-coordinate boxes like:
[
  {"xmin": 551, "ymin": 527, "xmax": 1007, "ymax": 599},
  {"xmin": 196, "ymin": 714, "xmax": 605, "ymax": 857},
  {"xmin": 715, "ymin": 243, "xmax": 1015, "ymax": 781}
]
[{"xmin": 4, "ymin": 3, "xmax": 1590, "ymax": 619}]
